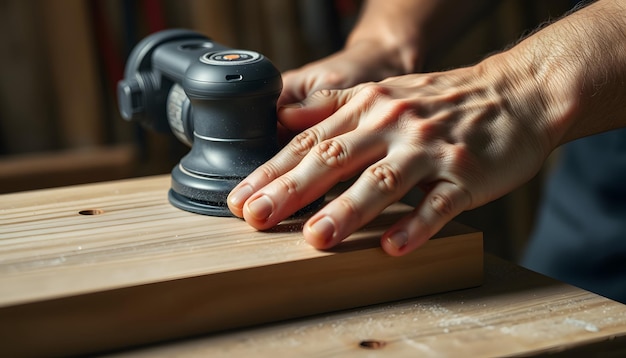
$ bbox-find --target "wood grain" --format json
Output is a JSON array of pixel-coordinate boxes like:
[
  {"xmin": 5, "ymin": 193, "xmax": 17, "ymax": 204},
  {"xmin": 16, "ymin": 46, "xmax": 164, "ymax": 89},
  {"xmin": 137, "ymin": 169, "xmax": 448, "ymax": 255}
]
[
  {"xmin": 0, "ymin": 175, "xmax": 483, "ymax": 357},
  {"xmin": 109, "ymin": 255, "xmax": 626, "ymax": 358}
]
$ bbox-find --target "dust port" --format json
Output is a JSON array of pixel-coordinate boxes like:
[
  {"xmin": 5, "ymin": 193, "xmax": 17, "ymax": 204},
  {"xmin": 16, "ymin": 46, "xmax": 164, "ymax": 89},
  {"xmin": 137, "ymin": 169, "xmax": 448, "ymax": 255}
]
[
  {"xmin": 225, "ymin": 74, "xmax": 243, "ymax": 82},
  {"xmin": 358, "ymin": 339, "xmax": 386, "ymax": 349},
  {"xmin": 79, "ymin": 209, "xmax": 105, "ymax": 215}
]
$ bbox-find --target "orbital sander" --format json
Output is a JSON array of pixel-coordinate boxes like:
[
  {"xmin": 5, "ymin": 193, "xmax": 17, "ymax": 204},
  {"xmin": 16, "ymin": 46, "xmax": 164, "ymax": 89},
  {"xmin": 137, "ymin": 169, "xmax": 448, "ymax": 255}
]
[{"xmin": 118, "ymin": 29, "xmax": 282, "ymax": 217}]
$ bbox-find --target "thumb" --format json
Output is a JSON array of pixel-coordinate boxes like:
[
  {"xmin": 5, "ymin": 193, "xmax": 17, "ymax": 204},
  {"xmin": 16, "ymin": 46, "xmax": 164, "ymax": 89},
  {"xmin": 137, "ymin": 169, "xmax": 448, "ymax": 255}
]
[{"xmin": 278, "ymin": 88, "xmax": 353, "ymax": 133}]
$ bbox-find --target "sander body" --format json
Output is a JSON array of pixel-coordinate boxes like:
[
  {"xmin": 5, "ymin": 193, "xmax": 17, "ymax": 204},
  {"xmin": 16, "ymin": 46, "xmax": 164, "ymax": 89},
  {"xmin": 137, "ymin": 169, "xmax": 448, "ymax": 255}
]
[{"xmin": 118, "ymin": 29, "xmax": 282, "ymax": 216}]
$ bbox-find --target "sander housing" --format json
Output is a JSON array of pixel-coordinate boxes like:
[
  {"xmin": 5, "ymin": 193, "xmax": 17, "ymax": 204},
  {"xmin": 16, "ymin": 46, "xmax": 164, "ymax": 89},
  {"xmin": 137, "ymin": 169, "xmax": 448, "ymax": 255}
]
[{"xmin": 118, "ymin": 29, "xmax": 282, "ymax": 216}]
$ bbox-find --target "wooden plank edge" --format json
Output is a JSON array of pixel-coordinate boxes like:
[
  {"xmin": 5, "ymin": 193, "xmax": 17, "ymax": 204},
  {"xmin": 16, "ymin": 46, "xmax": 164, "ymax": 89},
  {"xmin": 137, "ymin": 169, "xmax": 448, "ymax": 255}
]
[{"xmin": 0, "ymin": 230, "xmax": 483, "ymax": 357}]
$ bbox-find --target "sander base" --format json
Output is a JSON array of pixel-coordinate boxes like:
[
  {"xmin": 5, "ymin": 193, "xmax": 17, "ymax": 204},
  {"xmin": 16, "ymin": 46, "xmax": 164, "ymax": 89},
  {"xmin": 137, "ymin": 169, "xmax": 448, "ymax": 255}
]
[{"xmin": 168, "ymin": 164, "xmax": 325, "ymax": 217}]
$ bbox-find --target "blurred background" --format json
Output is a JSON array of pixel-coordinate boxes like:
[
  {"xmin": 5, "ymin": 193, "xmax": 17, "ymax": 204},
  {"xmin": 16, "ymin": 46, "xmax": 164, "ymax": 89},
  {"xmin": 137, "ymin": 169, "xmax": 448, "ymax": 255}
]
[{"xmin": 0, "ymin": 0, "xmax": 572, "ymax": 261}]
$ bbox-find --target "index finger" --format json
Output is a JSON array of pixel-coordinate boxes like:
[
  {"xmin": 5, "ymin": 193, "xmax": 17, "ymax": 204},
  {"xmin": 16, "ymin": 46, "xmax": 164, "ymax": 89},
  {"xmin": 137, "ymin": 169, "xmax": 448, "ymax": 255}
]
[{"xmin": 227, "ymin": 88, "xmax": 357, "ymax": 217}]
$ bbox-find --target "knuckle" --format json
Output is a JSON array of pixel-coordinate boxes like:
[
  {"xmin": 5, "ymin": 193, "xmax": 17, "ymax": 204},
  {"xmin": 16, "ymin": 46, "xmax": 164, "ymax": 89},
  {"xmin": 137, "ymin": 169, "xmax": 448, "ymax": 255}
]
[
  {"xmin": 372, "ymin": 98, "xmax": 414, "ymax": 131},
  {"xmin": 358, "ymin": 82, "xmax": 389, "ymax": 101},
  {"xmin": 275, "ymin": 175, "xmax": 299, "ymax": 196},
  {"xmin": 447, "ymin": 144, "xmax": 474, "ymax": 169},
  {"xmin": 313, "ymin": 139, "xmax": 349, "ymax": 168},
  {"xmin": 428, "ymin": 191, "xmax": 456, "ymax": 218},
  {"xmin": 259, "ymin": 162, "xmax": 282, "ymax": 182},
  {"xmin": 388, "ymin": 98, "xmax": 412, "ymax": 115},
  {"xmin": 417, "ymin": 74, "xmax": 436, "ymax": 86},
  {"xmin": 366, "ymin": 163, "xmax": 402, "ymax": 193},
  {"xmin": 290, "ymin": 130, "xmax": 321, "ymax": 157},
  {"xmin": 311, "ymin": 88, "xmax": 335, "ymax": 100},
  {"xmin": 319, "ymin": 71, "xmax": 344, "ymax": 88},
  {"xmin": 406, "ymin": 118, "xmax": 446, "ymax": 145},
  {"xmin": 334, "ymin": 195, "xmax": 362, "ymax": 220}
]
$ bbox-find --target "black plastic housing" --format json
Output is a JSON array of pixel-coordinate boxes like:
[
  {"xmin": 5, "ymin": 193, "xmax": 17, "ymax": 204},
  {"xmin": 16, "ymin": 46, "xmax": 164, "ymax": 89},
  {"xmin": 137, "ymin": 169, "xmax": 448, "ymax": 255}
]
[{"xmin": 118, "ymin": 29, "xmax": 282, "ymax": 216}]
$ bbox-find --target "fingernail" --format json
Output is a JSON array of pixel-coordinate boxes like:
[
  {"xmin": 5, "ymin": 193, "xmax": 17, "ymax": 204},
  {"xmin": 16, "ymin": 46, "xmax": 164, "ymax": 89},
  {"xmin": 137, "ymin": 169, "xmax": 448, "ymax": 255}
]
[
  {"xmin": 229, "ymin": 184, "xmax": 254, "ymax": 208},
  {"xmin": 386, "ymin": 231, "xmax": 408, "ymax": 250},
  {"xmin": 307, "ymin": 216, "xmax": 336, "ymax": 244},
  {"xmin": 280, "ymin": 102, "xmax": 304, "ymax": 109},
  {"xmin": 246, "ymin": 195, "xmax": 274, "ymax": 221}
]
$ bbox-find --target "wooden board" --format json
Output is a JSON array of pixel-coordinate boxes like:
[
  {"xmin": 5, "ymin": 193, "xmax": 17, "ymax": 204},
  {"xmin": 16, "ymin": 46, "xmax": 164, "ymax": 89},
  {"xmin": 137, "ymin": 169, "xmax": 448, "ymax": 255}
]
[
  {"xmin": 0, "ymin": 175, "xmax": 482, "ymax": 357},
  {"xmin": 109, "ymin": 255, "xmax": 626, "ymax": 358}
]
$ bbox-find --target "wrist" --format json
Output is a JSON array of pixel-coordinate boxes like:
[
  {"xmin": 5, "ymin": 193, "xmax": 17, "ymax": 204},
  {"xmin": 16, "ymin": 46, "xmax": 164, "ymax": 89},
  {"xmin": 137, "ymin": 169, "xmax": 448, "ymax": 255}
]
[
  {"xmin": 476, "ymin": 48, "xmax": 576, "ymax": 155},
  {"xmin": 345, "ymin": 14, "xmax": 424, "ymax": 75},
  {"xmin": 487, "ymin": 0, "xmax": 626, "ymax": 147}
]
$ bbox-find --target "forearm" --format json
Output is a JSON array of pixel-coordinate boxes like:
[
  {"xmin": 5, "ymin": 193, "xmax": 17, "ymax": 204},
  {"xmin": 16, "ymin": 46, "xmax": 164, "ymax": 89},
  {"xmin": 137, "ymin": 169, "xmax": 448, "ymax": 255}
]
[
  {"xmin": 346, "ymin": 0, "xmax": 498, "ymax": 73},
  {"xmin": 490, "ymin": 0, "xmax": 626, "ymax": 150},
  {"xmin": 277, "ymin": 0, "xmax": 498, "ymax": 106}
]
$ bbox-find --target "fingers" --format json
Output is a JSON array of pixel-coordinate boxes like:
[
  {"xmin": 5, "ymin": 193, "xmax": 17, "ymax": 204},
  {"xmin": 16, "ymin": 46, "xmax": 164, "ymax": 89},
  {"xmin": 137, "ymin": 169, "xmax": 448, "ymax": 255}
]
[
  {"xmin": 277, "ymin": 70, "xmax": 308, "ymax": 107},
  {"xmin": 278, "ymin": 88, "xmax": 353, "ymax": 133},
  {"xmin": 381, "ymin": 181, "xmax": 472, "ymax": 256},
  {"xmin": 239, "ymin": 128, "xmax": 387, "ymax": 229},
  {"xmin": 233, "ymin": 75, "xmax": 478, "ymax": 257},
  {"xmin": 278, "ymin": 66, "xmax": 345, "ymax": 107},
  {"xmin": 277, "ymin": 55, "xmax": 355, "ymax": 108},
  {"xmin": 303, "ymin": 149, "xmax": 425, "ymax": 250},
  {"xmin": 227, "ymin": 87, "xmax": 360, "ymax": 218}
]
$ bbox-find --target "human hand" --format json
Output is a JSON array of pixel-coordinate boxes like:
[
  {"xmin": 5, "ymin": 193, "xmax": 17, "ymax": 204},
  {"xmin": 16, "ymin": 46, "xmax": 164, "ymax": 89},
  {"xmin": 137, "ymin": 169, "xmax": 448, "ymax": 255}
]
[
  {"xmin": 228, "ymin": 55, "xmax": 558, "ymax": 256},
  {"xmin": 278, "ymin": 41, "xmax": 415, "ymax": 134}
]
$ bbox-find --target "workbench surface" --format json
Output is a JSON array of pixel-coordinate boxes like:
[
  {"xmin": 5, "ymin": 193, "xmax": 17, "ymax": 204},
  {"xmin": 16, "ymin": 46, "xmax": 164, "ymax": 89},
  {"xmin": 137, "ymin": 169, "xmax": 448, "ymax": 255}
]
[
  {"xmin": 111, "ymin": 255, "xmax": 626, "ymax": 358},
  {"xmin": 1, "ymin": 175, "xmax": 625, "ymax": 357}
]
